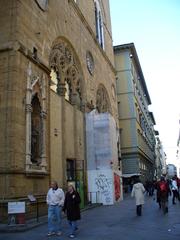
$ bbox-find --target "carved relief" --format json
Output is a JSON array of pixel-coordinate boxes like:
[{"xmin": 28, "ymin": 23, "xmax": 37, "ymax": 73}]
[
  {"xmin": 49, "ymin": 42, "xmax": 74, "ymax": 74},
  {"xmin": 96, "ymin": 84, "xmax": 111, "ymax": 113}
]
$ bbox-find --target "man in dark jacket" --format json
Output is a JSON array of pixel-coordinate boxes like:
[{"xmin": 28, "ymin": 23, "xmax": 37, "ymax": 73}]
[{"xmin": 63, "ymin": 184, "xmax": 81, "ymax": 238}]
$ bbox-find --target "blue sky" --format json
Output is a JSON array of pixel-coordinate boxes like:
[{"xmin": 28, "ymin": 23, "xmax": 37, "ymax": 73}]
[{"xmin": 109, "ymin": 0, "xmax": 180, "ymax": 166}]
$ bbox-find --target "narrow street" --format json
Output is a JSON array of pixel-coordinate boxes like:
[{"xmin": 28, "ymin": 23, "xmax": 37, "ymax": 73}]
[{"xmin": 0, "ymin": 195, "xmax": 180, "ymax": 240}]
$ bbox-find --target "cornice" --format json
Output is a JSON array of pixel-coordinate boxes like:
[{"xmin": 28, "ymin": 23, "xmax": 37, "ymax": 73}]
[{"xmin": 0, "ymin": 41, "xmax": 50, "ymax": 74}]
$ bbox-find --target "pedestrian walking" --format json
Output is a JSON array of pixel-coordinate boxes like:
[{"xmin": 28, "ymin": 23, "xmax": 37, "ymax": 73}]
[
  {"xmin": 156, "ymin": 176, "xmax": 171, "ymax": 214},
  {"xmin": 63, "ymin": 184, "xmax": 81, "ymax": 238},
  {"xmin": 174, "ymin": 174, "xmax": 180, "ymax": 192},
  {"xmin": 46, "ymin": 180, "xmax": 65, "ymax": 236},
  {"xmin": 131, "ymin": 177, "xmax": 145, "ymax": 216},
  {"xmin": 171, "ymin": 176, "xmax": 179, "ymax": 204},
  {"xmin": 155, "ymin": 179, "xmax": 161, "ymax": 208}
]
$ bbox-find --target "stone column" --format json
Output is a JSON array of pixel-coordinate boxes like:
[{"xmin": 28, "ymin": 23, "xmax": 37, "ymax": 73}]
[
  {"xmin": 40, "ymin": 111, "xmax": 47, "ymax": 170},
  {"xmin": 40, "ymin": 74, "xmax": 47, "ymax": 171},
  {"xmin": 25, "ymin": 63, "xmax": 33, "ymax": 170},
  {"xmin": 58, "ymin": 82, "xmax": 66, "ymax": 96}
]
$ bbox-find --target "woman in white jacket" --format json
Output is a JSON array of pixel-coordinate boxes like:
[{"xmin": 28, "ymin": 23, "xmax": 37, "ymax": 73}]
[
  {"xmin": 131, "ymin": 177, "xmax": 145, "ymax": 216},
  {"xmin": 171, "ymin": 177, "xmax": 179, "ymax": 204}
]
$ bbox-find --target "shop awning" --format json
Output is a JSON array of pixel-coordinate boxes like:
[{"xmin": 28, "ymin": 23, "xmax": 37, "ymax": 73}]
[{"xmin": 121, "ymin": 173, "xmax": 141, "ymax": 178}]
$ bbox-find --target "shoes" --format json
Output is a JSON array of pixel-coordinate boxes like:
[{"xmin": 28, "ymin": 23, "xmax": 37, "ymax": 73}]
[
  {"xmin": 163, "ymin": 207, "xmax": 168, "ymax": 214},
  {"xmin": 56, "ymin": 231, "xmax": 62, "ymax": 236},
  {"xmin": 69, "ymin": 234, "xmax": 75, "ymax": 238},
  {"xmin": 47, "ymin": 232, "xmax": 55, "ymax": 236}
]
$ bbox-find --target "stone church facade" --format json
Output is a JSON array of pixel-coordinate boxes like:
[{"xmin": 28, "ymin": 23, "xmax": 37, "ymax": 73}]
[{"xmin": 0, "ymin": 0, "xmax": 119, "ymax": 218}]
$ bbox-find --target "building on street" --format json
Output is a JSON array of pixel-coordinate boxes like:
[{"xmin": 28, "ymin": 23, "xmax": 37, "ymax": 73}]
[
  {"xmin": 0, "ymin": 0, "xmax": 121, "ymax": 222},
  {"xmin": 154, "ymin": 133, "xmax": 167, "ymax": 179},
  {"xmin": 167, "ymin": 164, "xmax": 177, "ymax": 178},
  {"xmin": 114, "ymin": 43, "xmax": 156, "ymax": 188},
  {"xmin": 176, "ymin": 119, "xmax": 180, "ymax": 177}
]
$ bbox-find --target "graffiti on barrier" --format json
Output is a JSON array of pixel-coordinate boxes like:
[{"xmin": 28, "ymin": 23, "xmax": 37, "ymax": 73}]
[{"xmin": 95, "ymin": 173, "xmax": 113, "ymax": 204}]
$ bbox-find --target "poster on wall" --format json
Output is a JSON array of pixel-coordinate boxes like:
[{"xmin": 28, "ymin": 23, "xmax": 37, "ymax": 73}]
[
  {"xmin": 114, "ymin": 173, "xmax": 121, "ymax": 201},
  {"xmin": 8, "ymin": 202, "xmax": 25, "ymax": 214},
  {"xmin": 8, "ymin": 202, "xmax": 25, "ymax": 225}
]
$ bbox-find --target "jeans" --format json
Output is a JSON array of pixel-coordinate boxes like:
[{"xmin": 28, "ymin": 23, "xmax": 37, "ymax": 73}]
[
  {"xmin": 172, "ymin": 190, "xmax": 179, "ymax": 204},
  {"xmin": 160, "ymin": 199, "xmax": 168, "ymax": 214},
  {"xmin": 68, "ymin": 220, "xmax": 77, "ymax": 235},
  {"xmin": 136, "ymin": 205, "xmax": 142, "ymax": 216},
  {"xmin": 48, "ymin": 205, "xmax": 62, "ymax": 233}
]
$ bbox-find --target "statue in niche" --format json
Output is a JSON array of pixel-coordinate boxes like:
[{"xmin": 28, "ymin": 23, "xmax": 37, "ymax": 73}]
[
  {"xmin": 96, "ymin": 85, "xmax": 111, "ymax": 113},
  {"xmin": 31, "ymin": 94, "xmax": 42, "ymax": 165},
  {"xmin": 31, "ymin": 125, "xmax": 40, "ymax": 164}
]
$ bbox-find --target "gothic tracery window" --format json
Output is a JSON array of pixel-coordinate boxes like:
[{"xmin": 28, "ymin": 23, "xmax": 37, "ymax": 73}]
[
  {"xmin": 50, "ymin": 68, "xmax": 58, "ymax": 92},
  {"xmin": 49, "ymin": 39, "xmax": 83, "ymax": 109},
  {"xmin": 65, "ymin": 78, "xmax": 71, "ymax": 101}
]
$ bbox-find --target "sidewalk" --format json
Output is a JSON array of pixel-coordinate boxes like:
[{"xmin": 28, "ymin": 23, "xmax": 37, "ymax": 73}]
[
  {"xmin": 0, "ymin": 203, "xmax": 101, "ymax": 233},
  {"xmin": 0, "ymin": 195, "xmax": 180, "ymax": 240}
]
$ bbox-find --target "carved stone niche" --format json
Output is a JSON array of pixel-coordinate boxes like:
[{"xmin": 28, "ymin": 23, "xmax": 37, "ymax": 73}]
[
  {"xmin": 96, "ymin": 84, "xmax": 111, "ymax": 113},
  {"xmin": 25, "ymin": 63, "xmax": 47, "ymax": 174}
]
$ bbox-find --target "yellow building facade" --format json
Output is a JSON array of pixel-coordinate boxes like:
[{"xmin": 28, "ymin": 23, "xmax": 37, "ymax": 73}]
[
  {"xmin": 0, "ymin": 0, "xmax": 120, "ymax": 221},
  {"xmin": 114, "ymin": 43, "xmax": 156, "ymax": 185}
]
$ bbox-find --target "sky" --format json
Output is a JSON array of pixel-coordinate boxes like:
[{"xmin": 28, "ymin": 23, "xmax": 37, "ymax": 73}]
[{"xmin": 109, "ymin": 0, "xmax": 180, "ymax": 167}]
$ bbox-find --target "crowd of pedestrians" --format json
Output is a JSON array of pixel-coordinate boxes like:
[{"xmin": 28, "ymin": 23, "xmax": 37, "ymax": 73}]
[
  {"xmin": 45, "ymin": 175, "xmax": 180, "ymax": 238},
  {"xmin": 131, "ymin": 174, "xmax": 180, "ymax": 216}
]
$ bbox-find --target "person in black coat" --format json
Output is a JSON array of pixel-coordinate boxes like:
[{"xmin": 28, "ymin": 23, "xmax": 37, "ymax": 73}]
[{"xmin": 63, "ymin": 184, "xmax": 81, "ymax": 238}]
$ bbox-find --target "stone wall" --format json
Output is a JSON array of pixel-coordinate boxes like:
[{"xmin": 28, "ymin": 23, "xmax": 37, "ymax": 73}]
[{"xmin": 0, "ymin": 0, "xmax": 117, "ymax": 202}]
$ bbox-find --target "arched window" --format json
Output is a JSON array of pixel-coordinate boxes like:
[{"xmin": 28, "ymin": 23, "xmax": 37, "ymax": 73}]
[
  {"xmin": 49, "ymin": 38, "xmax": 84, "ymax": 110},
  {"xmin": 65, "ymin": 78, "xmax": 71, "ymax": 101},
  {"xmin": 94, "ymin": 0, "xmax": 104, "ymax": 49},
  {"xmin": 50, "ymin": 68, "xmax": 58, "ymax": 92}
]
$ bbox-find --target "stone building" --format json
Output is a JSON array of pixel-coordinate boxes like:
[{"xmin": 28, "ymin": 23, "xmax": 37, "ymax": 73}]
[
  {"xmin": 167, "ymin": 164, "xmax": 177, "ymax": 178},
  {"xmin": 176, "ymin": 119, "xmax": 180, "ymax": 177},
  {"xmin": 154, "ymin": 134, "xmax": 166, "ymax": 179},
  {"xmin": 114, "ymin": 43, "xmax": 156, "ymax": 184},
  {"xmin": 0, "ymin": 0, "xmax": 120, "ymax": 219}
]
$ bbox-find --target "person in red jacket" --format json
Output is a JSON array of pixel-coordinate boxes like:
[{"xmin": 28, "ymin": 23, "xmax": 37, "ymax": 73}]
[{"xmin": 156, "ymin": 176, "xmax": 171, "ymax": 214}]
